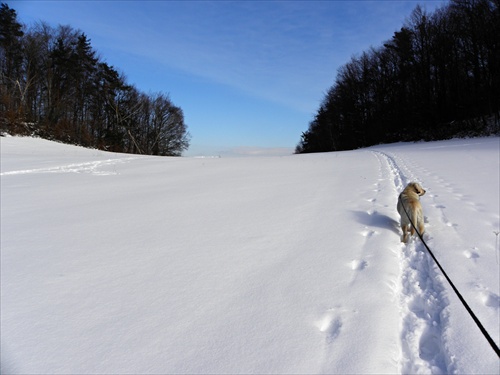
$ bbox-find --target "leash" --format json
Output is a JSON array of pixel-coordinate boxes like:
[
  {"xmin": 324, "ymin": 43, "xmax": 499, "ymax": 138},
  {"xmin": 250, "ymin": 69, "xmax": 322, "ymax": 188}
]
[{"xmin": 401, "ymin": 202, "xmax": 500, "ymax": 357}]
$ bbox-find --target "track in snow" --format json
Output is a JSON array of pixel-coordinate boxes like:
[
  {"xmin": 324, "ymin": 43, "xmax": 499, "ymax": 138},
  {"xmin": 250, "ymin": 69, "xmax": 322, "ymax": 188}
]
[
  {"xmin": 0, "ymin": 158, "xmax": 136, "ymax": 176},
  {"xmin": 372, "ymin": 150, "xmax": 454, "ymax": 374}
]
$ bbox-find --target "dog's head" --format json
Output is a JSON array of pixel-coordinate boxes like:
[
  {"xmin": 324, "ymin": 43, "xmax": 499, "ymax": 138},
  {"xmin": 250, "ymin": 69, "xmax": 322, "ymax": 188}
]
[{"xmin": 408, "ymin": 182, "xmax": 426, "ymax": 196}]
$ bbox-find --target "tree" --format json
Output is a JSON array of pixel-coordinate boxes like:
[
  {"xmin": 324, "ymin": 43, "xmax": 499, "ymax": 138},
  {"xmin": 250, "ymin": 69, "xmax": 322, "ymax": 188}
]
[
  {"xmin": 1, "ymin": 2, "xmax": 190, "ymax": 156},
  {"xmin": 0, "ymin": 2, "xmax": 24, "ymax": 127},
  {"xmin": 297, "ymin": 0, "xmax": 499, "ymax": 154}
]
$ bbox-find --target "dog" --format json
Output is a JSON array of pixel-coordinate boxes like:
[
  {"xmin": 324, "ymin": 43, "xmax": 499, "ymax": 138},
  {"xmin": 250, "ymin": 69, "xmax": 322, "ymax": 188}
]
[{"xmin": 397, "ymin": 182, "xmax": 426, "ymax": 243}]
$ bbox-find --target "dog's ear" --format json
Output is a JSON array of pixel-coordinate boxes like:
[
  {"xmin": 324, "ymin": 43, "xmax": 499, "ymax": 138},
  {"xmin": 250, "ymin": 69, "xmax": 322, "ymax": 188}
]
[{"xmin": 411, "ymin": 183, "xmax": 419, "ymax": 193}]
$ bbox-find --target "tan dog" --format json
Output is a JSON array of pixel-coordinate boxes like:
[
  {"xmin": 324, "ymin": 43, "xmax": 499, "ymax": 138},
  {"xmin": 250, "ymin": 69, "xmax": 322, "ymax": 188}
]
[{"xmin": 397, "ymin": 182, "xmax": 426, "ymax": 243}]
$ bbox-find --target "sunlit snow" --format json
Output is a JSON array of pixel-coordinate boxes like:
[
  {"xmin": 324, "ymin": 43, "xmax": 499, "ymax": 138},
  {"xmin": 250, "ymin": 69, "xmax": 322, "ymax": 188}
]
[{"xmin": 1, "ymin": 136, "xmax": 498, "ymax": 374}]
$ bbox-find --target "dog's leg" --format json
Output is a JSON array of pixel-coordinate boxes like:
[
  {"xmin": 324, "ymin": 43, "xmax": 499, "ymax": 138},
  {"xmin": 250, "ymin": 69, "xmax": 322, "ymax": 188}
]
[
  {"xmin": 418, "ymin": 222, "xmax": 425, "ymax": 237},
  {"xmin": 402, "ymin": 224, "xmax": 408, "ymax": 243}
]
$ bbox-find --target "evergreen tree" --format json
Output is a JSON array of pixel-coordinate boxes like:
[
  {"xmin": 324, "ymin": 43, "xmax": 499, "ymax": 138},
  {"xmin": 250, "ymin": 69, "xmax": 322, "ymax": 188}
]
[
  {"xmin": 0, "ymin": 3, "xmax": 24, "ymax": 125},
  {"xmin": 297, "ymin": 0, "xmax": 500, "ymax": 154}
]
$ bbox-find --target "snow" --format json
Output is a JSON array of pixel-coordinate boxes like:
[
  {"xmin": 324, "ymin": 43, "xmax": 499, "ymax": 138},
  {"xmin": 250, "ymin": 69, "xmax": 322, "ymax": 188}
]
[{"xmin": 1, "ymin": 135, "xmax": 499, "ymax": 374}]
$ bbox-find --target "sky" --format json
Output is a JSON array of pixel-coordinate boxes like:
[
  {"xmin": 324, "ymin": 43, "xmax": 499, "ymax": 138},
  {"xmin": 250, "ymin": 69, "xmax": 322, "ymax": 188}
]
[{"xmin": 10, "ymin": 0, "xmax": 446, "ymax": 156}]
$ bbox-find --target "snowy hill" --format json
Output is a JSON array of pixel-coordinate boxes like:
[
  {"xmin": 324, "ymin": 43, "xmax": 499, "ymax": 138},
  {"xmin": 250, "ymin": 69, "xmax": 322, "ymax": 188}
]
[{"xmin": 1, "ymin": 136, "xmax": 499, "ymax": 374}]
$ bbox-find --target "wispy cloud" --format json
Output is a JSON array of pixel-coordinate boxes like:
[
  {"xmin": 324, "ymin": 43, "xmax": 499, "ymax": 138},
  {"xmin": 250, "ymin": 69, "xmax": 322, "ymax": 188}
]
[
  {"xmin": 17, "ymin": 0, "xmax": 444, "ymax": 114},
  {"xmin": 98, "ymin": 1, "xmax": 443, "ymax": 112}
]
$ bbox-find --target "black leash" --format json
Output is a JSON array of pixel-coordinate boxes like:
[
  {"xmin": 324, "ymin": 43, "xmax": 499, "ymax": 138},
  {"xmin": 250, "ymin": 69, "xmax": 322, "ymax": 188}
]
[{"xmin": 401, "ymin": 202, "xmax": 500, "ymax": 358}]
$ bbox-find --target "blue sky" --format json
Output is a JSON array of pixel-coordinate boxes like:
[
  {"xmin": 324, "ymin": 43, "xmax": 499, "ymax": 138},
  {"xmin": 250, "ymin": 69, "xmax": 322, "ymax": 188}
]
[{"xmin": 11, "ymin": 0, "xmax": 445, "ymax": 156}]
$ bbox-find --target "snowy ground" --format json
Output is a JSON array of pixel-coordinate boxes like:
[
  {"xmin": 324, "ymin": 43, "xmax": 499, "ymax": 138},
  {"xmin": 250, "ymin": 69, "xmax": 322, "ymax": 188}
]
[{"xmin": 1, "ymin": 136, "xmax": 499, "ymax": 374}]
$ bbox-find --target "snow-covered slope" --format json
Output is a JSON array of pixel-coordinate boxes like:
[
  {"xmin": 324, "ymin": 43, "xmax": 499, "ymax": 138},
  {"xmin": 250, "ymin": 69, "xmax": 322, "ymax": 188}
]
[{"xmin": 1, "ymin": 136, "xmax": 499, "ymax": 374}]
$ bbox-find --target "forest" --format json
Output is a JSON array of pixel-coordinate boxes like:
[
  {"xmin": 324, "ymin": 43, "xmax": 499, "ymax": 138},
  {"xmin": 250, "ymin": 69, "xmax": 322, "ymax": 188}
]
[
  {"xmin": 0, "ymin": 3, "xmax": 190, "ymax": 156},
  {"xmin": 296, "ymin": 0, "xmax": 499, "ymax": 153}
]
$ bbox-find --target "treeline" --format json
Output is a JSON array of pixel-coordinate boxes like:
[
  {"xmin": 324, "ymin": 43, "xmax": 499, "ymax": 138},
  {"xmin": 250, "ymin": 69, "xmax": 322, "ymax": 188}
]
[
  {"xmin": 296, "ymin": 0, "xmax": 499, "ymax": 153},
  {"xmin": 0, "ymin": 3, "xmax": 190, "ymax": 156}
]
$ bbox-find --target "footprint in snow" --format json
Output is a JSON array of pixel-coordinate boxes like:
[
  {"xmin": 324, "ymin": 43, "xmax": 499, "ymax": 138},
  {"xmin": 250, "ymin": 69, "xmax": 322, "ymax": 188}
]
[
  {"xmin": 463, "ymin": 249, "xmax": 479, "ymax": 260},
  {"xmin": 360, "ymin": 228, "xmax": 378, "ymax": 238},
  {"xmin": 350, "ymin": 259, "xmax": 368, "ymax": 271},
  {"xmin": 318, "ymin": 310, "xmax": 343, "ymax": 343},
  {"xmin": 481, "ymin": 292, "xmax": 500, "ymax": 309}
]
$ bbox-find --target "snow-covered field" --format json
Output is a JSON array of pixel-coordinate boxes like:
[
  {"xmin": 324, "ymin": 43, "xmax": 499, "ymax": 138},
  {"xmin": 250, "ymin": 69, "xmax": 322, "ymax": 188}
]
[{"xmin": 1, "ymin": 136, "xmax": 499, "ymax": 374}]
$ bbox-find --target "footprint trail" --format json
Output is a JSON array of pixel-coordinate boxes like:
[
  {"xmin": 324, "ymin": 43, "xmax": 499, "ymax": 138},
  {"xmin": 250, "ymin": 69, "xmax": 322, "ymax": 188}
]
[{"xmin": 372, "ymin": 150, "xmax": 454, "ymax": 374}]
